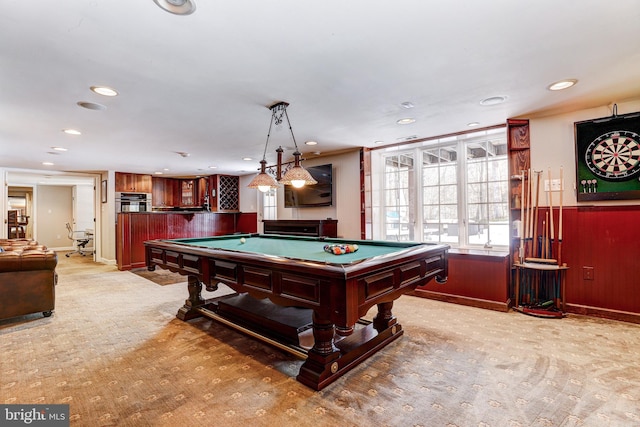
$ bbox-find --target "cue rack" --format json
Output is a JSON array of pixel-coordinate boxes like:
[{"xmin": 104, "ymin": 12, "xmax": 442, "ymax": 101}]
[{"xmin": 513, "ymin": 167, "xmax": 568, "ymax": 318}]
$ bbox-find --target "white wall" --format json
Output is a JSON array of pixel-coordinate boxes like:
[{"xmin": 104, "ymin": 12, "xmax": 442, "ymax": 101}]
[
  {"xmin": 36, "ymin": 185, "xmax": 74, "ymax": 249},
  {"xmin": 529, "ymin": 98, "xmax": 640, "ymax": 207}
]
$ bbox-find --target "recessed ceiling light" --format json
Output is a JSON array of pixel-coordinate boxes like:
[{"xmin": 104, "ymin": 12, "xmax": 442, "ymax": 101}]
[
  {"xmin": 480, "ymin": 96, "xmax": 507, "ymax": 106},
  {"xmin": 90, "ymin": 86, "xmax": 118, "ymax": 97},
  {"xmin": 397, "ymin": 118, "xmax": 416, "ymax": 125},
  {"xmin": 154, "ymin": 171, "xmax": 164, "ymax": 175},
  {"xmin": 396, "ymin": 135, "xmax": 418, "ymax": 141},
  {"xmin": 374, "ymin": 140, "xmax": 385, "ymax": 144},
  {"xmin": 243, "ymin": 157, "xmax": 253, "ymax": 161},
  {"xmin": 467, "ymin": 122, "xmax": 480, "ymax": 127},
  {"xmin": 208, "ymin": 166, "xmax": 217, "ymax": 169},
  {"xmin": 77, "ymin": 101, "xmax": 107, "ymax": 111},
  {"xmin": 51, "ymin": 146, "xmax": 68, "ymax": 151},
  {"xmin": 401, "ymin": 102, "xmax": 414, "ymax": 109},
  {"xmin": 42, "ymin": 162, "xmax": 54, "ymax": 166},
  {"xmin": 548, "ymin": 79, "xmax": 578, "ymax": 91},
  {"xmin": 153, "ymin": 0, "xmax": 196, "ymax": 15},
  {"xmin": 305, "ymin": 141, "xmax": 318, "ymax": 146},
  {"xmin": 62, "ymin": 129, "xmax": 81, "ymax": 135}
]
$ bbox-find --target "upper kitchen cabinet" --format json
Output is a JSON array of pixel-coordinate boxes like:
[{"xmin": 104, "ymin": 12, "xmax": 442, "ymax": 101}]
[
  {"xmin": 152, "ymin": 177, "xmax": 177, "ymax": 207},
  {"xmin": 115, "ymin": 172, "xmax": 152, "ymax": 193}
]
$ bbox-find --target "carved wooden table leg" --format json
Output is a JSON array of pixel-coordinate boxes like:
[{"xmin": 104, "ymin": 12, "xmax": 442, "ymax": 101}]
[
  {"xmin": 297, "ymin": 311, "xmax": 340, "ymax": 390},
  {"xmin": 177, "ymin": 275, "xmax": 206, "ymax": 320},
  {"xmin": 373, "ymin": 301, "xmax": 398, "ymax": 332}
]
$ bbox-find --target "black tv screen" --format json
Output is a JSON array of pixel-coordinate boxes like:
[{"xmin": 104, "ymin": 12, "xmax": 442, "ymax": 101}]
[{"xmin": 284, "ymin": 164, "xmax": 333, "ymax": 208}]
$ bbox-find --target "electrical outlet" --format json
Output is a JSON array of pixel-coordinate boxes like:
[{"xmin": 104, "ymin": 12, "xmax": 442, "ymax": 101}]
[
  {"xmin": 583, "ymin": 266, "xmax": 594, "ymax": 280},
  {"xmin": 544, "ymin": 179, "xmax": 563, "ymax": 191}
]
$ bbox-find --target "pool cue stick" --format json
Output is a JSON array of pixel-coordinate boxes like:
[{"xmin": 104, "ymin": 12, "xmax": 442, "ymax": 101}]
[
  {"xmin": 532, "ymin": 170, "xmax": 541, "ymax": 257},
  {"xmin": 542, "ymin": 215, "xmax": 547, "ymax": 259},
  {"xmin": 558, "ymin": 166, "xmax": 564, "ymax": 266},
  {"xmin": 519, "ymin": 170, "xmax": 525, "ymax": 263},
  {"xmin": 547, "ymin": 169, "xmax": 554, "ymax": 259},
  {"xmin": 527, "ymin": 168, "xmax": 533, "ymax": 257},
  {"xmin": 527, "ymin": 169, "xmax": 536, "ymax": 256},
  {"xmin": 523, "ymin": 169, "xmax": 530, "ymax": 258}
]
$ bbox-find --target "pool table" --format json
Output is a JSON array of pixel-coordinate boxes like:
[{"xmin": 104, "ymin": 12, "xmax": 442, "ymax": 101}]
[{"xmin": 145, "ymin": 233, "xmax": 448, "ymax": 390}]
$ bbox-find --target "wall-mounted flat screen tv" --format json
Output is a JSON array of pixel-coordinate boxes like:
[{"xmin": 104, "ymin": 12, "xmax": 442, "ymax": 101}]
[{"xmin": 284, "ymin": 164, "xmax": 333, "ymax": 208}]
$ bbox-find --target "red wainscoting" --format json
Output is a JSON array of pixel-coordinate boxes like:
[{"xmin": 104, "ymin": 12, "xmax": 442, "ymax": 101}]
[
  {"xmin": 413, "ymin": 205, "xmax": 640, "ymax": 324},
  {"xmin": 557, "ymin": 205, "xmax": 640, "ymax": 323},
  {"xmin": 412, "ymin": 249, "xmax": 511, "ymax": 312},
  {"xmin": 116, "ymin": 212, "xmax": 257, "ymax": 270}
]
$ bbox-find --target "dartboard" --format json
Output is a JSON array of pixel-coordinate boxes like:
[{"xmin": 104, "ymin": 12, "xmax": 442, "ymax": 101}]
[{"xmin": 585, "ymin": 130, "xmax": 640, "ymax": 180}]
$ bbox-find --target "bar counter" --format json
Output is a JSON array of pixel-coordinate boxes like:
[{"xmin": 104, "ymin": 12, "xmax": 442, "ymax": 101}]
[{"xmin": 116, "ymin": 211, "xmax": 257, "ymax": 270}]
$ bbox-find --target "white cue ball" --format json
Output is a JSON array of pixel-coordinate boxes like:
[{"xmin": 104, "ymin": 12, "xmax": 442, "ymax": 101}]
[{"xmin": 240, "ymin": 237, "xmax": 246, "ymax": 244}]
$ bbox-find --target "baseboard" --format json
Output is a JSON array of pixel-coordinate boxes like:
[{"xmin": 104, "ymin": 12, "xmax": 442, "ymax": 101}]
[
  {"xmin": 565, "ymin": 304, "xmax": 640, "ymax": 324},
  {"xmin": 410, "ymin": 289, "xmax": 510, "ymax": 312}
]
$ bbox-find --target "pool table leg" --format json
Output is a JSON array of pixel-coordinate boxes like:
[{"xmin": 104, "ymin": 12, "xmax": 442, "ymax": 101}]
[
  {"xmin": 297, "ymin": 311, "xmax": 341, "ymax": 389},
  {"xmin": 177, "ymin": 275, "xmax": 206, "ymax": 320},
  {"xmin": 373, "ymin": 301, "xmax": 397, "ymax": 332}
]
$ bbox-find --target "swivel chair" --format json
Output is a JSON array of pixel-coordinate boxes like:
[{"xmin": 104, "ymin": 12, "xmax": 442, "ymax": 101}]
[{"xmin": 65, "ymin": 222, "xmax": 92, "ymax": 257}]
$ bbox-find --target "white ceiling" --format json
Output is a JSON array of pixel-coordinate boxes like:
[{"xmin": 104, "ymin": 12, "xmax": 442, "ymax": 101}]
[{"xmin": 2, "ymin": 0, "xmax": 640, "ymax": 183}]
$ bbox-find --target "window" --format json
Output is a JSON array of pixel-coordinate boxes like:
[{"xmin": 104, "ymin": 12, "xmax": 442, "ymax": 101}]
[
  {"xmin": 372, "ymin": 127, "xmax": 509, "ymax": 248},
  {"xmin": 262, "ymin": 188, "xmax": 277, "ymax": 221}
]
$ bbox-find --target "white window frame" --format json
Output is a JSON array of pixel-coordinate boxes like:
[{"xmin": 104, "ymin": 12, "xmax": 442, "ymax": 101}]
[{"xmin": 371, "ymin": 127, "xmax": 509, "ymax": 249}]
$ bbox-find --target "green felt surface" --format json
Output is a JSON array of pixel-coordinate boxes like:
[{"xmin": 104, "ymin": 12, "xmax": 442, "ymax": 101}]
[{"xmin": 167, "ymin": 234, "xmax": 420, "ymax": 264}]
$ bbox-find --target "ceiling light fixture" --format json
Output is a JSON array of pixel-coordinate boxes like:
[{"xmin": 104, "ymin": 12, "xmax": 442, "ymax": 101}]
[
  {"xmin": 548, "ymin": 79, "xmax": 578, "ymax": 91},
  {"xmin": 305, "ymin": 140, "xmax": 318, "ymax": 146},
  {"xmin": 77, "ymin": 101, "xmax": 107, "ymax": 111},
  {"xmin": 62, "ymin": 129, "xmax": 81, "ymax": 135},
  {"xmin": 467, "ymin": 122, "xmax": 480, "ymax": 127},
  {"xmin": 153, "ymin": 0, "xmax": 196, "ymax": 15},
  {"xmin": 401, "ymin": 102, "xmax": 414, "ymax": 109},
  {"xmin": 480, "ymin": 96, "xmax": 507, "ymax": 106},
  {"xmin": 248, "ymin": 101, "xmax": 317, "ymax": 192},
  {"xmin": 397, "ymin": 118, "xmax": 416, "ymax": 125},
  {"xmin": 51, "ymin": 146, "xmax": 68, "ymax": 151},
  {"xmin": 90, "ymin": 86, "xmax": 118, "ymax": 97}
]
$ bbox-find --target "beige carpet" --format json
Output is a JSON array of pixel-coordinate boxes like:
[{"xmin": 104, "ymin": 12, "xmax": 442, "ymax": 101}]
[{"xmin": 1, "ymin": 254, "xmax": 639, "ymax": 426}]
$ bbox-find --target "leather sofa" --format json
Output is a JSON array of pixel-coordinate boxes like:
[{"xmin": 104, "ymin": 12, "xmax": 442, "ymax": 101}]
[{"xmin": 0, "ymin": 239, "xmax": 58, "ymax": 321}]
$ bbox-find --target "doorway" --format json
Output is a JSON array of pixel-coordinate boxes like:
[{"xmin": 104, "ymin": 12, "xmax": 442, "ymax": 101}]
[{"xmin": 7, "ymin": 187, "xmax": 33, "ymax": 239}]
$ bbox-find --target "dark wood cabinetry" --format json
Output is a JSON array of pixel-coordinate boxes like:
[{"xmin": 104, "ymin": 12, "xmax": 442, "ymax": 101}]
[
  {"xmin": 152, "ymin": 177, "xmax": 177, "ymax": 207},
  {"xmin": 507, "ymin": 119, "xmax": 530, "ymax": 264},
  {"xmin": 263, "ymin": 219, "xmax": 338, "ymax": 237},
  {"xmin": 150, "ymin": 176, "xmax": 235, "ymax": 209},
  {"xmin": 115, "ymin": 172, "xmax": 152, "ymax": 193}
]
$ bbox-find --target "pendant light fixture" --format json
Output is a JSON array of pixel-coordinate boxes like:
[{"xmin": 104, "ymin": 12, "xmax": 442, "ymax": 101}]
[{"xmin": 247, "ymin": 102, "xmax": 317, "ymax": 192}]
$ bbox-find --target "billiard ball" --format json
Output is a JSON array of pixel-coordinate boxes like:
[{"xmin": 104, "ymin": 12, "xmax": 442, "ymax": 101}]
[{"xmin": 240, "ymin": 237, "xmax": 246, "ymax": 244}]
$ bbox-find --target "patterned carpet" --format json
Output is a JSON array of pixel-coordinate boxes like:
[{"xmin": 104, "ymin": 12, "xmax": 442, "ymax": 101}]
[{"xmin": 1, "ymin": 254, "xmax": 639, "ymax": 426}]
